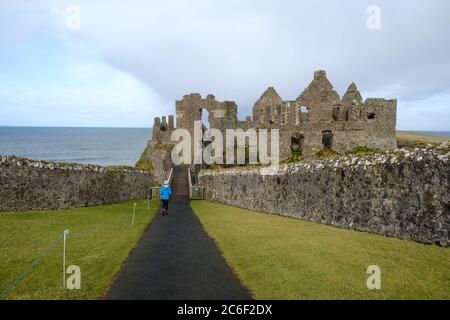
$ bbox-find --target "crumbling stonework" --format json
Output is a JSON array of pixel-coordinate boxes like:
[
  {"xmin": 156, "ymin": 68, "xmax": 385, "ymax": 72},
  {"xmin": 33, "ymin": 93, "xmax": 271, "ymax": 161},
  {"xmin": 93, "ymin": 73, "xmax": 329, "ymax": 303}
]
[
  {"xmin": 252, "ymin": 71, "xmax": 397, "ymax": 158},
  {"xmin": 150, "ymin": 115, "xmax": 175, "ymax": 147},
  {"xmin": 145, "ymin": 70, "xmax": 397, "ymax": 165},
  {"xmin": 0, "ymin": 157, "xmax": 153, "ymax": 211},
  {"xmin": 147, "ymin": 147, "xmax": 172, "ymax": 184},
  {"xmin": 175, "ymin": 93, "xmax": 239, "ymax": 137},
  {"xmin": 198, "ymin": 148, "xmax": 450, "ymax": 246}
]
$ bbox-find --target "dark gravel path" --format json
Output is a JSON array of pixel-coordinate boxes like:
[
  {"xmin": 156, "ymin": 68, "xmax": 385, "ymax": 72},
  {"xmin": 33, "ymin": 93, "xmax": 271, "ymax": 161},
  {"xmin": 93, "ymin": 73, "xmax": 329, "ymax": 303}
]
[{"xmin": 105, "ymin": 195, "xmax": 251, "ymax": 300}]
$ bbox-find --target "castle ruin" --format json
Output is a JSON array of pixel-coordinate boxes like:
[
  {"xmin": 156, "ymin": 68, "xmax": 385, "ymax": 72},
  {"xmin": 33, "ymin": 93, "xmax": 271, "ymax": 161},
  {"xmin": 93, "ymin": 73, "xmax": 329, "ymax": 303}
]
[{"xmin": 149, "ymin": 70, "xmax": 397, "ymax": 162}]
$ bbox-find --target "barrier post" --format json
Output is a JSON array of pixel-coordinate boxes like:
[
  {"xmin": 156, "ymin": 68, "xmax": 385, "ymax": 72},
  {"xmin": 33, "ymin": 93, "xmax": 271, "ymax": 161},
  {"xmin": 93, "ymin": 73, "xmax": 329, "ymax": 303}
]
[
  {"xmin": 63, "ymin": 230, "xmax": 70, "ymax": 288},
  {"xmin": 132, "ymin": 203, "xmax": 137, "ymax": 226}
]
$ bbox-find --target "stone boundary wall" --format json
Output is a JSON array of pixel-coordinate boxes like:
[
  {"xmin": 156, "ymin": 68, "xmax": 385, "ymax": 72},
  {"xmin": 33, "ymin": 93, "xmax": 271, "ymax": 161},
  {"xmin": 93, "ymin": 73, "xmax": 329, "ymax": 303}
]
[
  {"xmin": 0, "ymin": 156, "xmax": 153, "ymax": 211},
  {"xmin": 199, "ymin": 148, "xmax": 450, "ymax": 246}
]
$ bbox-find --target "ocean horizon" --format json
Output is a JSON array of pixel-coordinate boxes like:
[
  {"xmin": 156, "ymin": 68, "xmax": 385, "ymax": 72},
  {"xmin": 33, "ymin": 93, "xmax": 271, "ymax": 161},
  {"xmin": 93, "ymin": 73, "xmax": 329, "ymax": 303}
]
[
  {"xmin": 0, "ymin": 127, "xmax": 448, "ymax": 167},
  {"xmin": 0, "ymin": 127, "xmax": 153, "ymax": 166},
  {"xmin": 414, "ymin": 131, "xmax": 450, "ymax": 138}
]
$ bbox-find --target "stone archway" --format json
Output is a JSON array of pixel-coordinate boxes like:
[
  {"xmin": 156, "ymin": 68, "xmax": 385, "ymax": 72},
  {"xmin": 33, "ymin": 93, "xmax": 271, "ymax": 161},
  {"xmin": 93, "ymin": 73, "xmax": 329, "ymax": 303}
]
[{"xmin": 176, "ymin": 93, "xmax": 238, "ymax": 134}]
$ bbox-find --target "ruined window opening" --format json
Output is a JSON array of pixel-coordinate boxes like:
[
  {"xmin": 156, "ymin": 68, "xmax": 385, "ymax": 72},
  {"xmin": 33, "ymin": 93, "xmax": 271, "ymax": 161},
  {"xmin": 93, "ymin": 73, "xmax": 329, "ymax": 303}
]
[
  {"xmin": 200, "ymin": 108, "xmax": 212, "ymax": 144},
  {"xmin": 297, "ymin": 105, "xmax": 310, "ymax": 124},
  {"xmin": 332, "ymin": 106, "xmax": 340, "ymax": 121},
  {"xmin": 259, "ymin": 109, "xmax": 265, "ymax": 124},
  {"xmin": 300, "ymin": 106, "xmax": 309, "ymax": 114},
  {"xmin": 160, "ymin": 124, "xmax": 168, "ymax": 132},
  {"xmin": 322, "ymin": 130, "xmax": 333, "ymax": 149},
  {"xmin": 291, "ymin": 133, "xmax": 304, "ymax": 153},
  {"xmin": 367, "ymin": 112, "xmax": 376, "ymax": 120},
  {"xmin": 200, "ymin": 108, "xmax": 211, "ymax": 129}
]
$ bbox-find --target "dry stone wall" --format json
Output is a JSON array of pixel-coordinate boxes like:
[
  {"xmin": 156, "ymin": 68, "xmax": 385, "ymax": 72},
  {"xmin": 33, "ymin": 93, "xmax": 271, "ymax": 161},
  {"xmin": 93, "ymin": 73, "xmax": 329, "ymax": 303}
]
[
  {"xmin": 0, "ymin": 156, "xmax": 153, "ymax": 211},
  {"xmin": 199, "ymin": 147, "xmax": 450, "ymax": 246}
]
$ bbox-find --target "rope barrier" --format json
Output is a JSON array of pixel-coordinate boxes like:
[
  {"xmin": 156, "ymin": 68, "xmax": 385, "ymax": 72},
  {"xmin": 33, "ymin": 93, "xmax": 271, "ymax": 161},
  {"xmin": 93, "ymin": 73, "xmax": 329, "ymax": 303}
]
[
  {"xmin": 0, "ymin": 235, "xmax": 62, "ymax": 299},
  {"xmin": 0, "ymin": 201, "xmax": 154, "ymax": 299}
]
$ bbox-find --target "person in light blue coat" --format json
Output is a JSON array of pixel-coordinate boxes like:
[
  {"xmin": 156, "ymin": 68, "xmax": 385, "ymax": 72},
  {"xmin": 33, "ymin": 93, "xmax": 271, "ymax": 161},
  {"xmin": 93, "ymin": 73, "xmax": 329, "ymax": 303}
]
[{"xmin": 160, "ymin": 180, "xmax": 172, "ymax": 216}]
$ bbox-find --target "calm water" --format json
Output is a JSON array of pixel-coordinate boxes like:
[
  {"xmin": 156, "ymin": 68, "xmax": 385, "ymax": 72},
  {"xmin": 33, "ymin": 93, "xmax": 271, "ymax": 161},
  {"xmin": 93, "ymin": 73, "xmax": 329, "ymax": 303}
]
[
  {"xmin": 0, "ymin": 127, "xmax": 152, "ymax": 166},
  {"xmin": 0, "ymin": 128, "xmax": 448, "ymax": 166}
]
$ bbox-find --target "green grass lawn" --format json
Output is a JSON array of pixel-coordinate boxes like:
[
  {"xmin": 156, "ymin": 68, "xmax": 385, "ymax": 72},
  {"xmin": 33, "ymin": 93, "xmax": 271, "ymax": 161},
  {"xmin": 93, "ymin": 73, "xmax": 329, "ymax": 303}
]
[
  {"xmin": 191, "ymin": 201, "xmax": 450, "ymax": 300},
  {"xmin": 0, "ymin": 199, "xmax": 159, "ymax": 300}
]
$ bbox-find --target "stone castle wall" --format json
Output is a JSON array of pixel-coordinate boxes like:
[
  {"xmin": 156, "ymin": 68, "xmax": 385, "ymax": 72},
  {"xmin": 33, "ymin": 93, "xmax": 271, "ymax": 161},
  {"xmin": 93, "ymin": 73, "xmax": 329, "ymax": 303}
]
[
  {"xmin": 250, "ymin": 71, "xmax": 397, "ymax": 158},
  {"xmin": 199, "ymin": 148, "xmax": 450, "ymax": 245},
  {"xmin": 0, "ymin": 157, "xmax": 153, "ymax": 212},
  {"xmin": 148, "ymin": 70, "xmax": 398, "ymax": 163}
]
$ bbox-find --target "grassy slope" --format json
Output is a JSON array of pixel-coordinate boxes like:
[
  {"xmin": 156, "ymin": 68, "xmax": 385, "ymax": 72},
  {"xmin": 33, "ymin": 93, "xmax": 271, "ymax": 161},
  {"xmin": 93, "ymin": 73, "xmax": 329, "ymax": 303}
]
[
  {"xmin": 192, "ymin": 201, "xmax": 450, "ymax": 300},
  {"xmin": 396, "ymin": 131, "xmax": 449, "ymax": 145},
  {"xmin": 135, "ymin": 147, "xmax": 153, "ymax": 172},
  {"xmin": 0, "ymin": 200, "xmax": 159, "ymax": 300}
]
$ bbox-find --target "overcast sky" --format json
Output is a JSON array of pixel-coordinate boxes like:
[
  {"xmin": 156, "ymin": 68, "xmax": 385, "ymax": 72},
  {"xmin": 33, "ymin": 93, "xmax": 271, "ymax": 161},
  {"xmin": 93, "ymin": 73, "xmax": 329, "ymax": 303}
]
[{"xmin": 0, "ymin": 0, "xmax": 449, "ymax": 130}]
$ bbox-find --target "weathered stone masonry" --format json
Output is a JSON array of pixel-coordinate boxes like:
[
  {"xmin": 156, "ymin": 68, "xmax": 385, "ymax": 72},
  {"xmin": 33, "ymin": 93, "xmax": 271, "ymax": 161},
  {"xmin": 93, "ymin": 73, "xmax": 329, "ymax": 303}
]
[
  {"xmin": 199, "ymin": 148, "xmax": 450, "ymax": 245},
  {"xmin": 0, "ymin": 157, "xmax": 153, "ymax": 211},
  {"xmin": 148, "ymin": 70, "xmax": 397, "ymax": 165},
  {"xmin": 145, "ymin": 70, "xmax": 398, "ymax": 182}
]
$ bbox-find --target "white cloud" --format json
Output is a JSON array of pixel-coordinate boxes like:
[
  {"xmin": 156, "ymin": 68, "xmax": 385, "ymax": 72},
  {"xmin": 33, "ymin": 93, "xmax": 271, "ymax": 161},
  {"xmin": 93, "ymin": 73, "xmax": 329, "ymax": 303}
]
[
  {"xmin": 0, "ymin": 0, "xmax": 449, "ymax": 129},
  {"xmin": 0, "ymin": 54, "xmax": 170, "ymax": 127}
]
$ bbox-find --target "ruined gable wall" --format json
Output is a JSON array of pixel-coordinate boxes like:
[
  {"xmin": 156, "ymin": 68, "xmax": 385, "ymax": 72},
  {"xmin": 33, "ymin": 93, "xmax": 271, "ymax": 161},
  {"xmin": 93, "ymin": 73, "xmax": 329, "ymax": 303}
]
[
  {"xmin": 296, "ymin": 70, "xmax": 341, "ymax": 123},
  {"xmin": 252, "ymin": 87, "xmax": 283, "ymax": 125}
]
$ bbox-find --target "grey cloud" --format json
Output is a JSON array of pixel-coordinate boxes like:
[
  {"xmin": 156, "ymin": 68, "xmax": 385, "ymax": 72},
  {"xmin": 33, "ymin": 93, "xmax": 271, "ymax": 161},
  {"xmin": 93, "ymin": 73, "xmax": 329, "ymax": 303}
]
[{"xmin": 3, "ymin": 0, "xmax": 450, "ymax": 120}]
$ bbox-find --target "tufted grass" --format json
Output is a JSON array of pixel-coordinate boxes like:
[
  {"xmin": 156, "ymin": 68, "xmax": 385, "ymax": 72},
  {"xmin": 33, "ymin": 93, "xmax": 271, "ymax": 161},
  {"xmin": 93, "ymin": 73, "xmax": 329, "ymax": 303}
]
[
  {"xmin": 154, "ymin": 144, "xmax": 175, "ymax": 152},
  {"xmin": 0, "ymin": 199, "xmax": 159, "ymax": 300},
  {"xmin": 315, "ymin": 148, "xmax": 341, "ymax": 159},
  {"xmin": 135, "ymin": 147, "xmax": 153, "ymax": 172},
  {"xmin": 346, "ymin": 146, "xmax": 382, "ymax": 155},
  {"xmin": 191, "ymin": 200, "xmax": 450, "ymax": 300}
]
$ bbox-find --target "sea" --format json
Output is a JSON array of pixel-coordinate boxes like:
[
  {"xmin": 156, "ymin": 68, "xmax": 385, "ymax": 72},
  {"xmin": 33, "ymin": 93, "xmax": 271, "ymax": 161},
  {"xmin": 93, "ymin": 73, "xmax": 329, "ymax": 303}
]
[
  {"xmin": 0, "ymin": 127, "xmax": 153, "ymax": 166},
  {"xmin": 0, "ymin": 128, "xmax": 448, "ymax": 167}
]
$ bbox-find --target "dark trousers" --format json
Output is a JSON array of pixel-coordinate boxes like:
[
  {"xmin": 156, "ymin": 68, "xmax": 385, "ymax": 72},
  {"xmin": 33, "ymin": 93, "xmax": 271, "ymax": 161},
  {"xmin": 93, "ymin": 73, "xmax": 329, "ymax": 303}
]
[{"xmin": 162, "ymin": 199, "xmax": 169, "ymax": 211}]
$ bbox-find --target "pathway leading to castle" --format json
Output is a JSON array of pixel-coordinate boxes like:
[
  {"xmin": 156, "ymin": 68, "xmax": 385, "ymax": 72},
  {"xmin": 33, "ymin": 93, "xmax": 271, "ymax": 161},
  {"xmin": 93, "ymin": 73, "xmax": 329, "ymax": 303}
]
[{"xmin": 106, "ymin": 168, "xmax": 251, "ymax": 300}]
